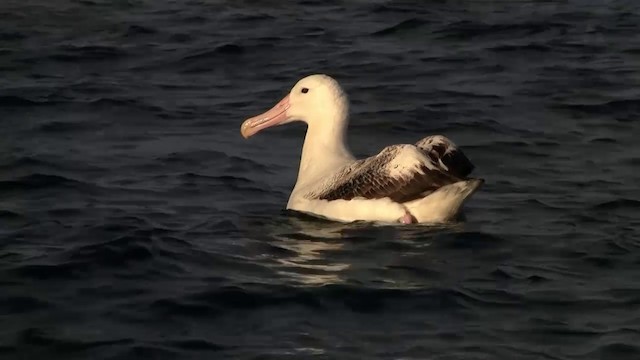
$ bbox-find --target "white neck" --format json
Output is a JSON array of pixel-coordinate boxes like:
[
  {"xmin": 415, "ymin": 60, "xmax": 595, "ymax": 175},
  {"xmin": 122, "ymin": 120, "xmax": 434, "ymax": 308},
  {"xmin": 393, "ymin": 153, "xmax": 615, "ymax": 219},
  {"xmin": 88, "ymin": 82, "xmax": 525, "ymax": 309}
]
[{"xmin": 293, "ymin": 109, "xmax": 354, "ymax": 188}]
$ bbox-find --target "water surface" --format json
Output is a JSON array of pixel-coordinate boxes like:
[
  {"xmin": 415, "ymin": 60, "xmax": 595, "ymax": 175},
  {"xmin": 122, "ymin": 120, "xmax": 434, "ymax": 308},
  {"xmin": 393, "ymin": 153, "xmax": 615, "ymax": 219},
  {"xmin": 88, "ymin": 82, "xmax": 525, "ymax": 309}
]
[{"xmin": 1, "ymin": 1, "xmax": 639, "ymax": 359}]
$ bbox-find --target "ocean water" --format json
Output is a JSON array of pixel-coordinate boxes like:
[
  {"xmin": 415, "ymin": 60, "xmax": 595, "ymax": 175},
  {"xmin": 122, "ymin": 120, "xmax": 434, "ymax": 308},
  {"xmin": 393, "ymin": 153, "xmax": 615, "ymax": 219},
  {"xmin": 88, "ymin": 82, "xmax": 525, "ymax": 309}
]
[{"xmin": 1, "ymin": 0, "xmax": 640, "ymax": 359}]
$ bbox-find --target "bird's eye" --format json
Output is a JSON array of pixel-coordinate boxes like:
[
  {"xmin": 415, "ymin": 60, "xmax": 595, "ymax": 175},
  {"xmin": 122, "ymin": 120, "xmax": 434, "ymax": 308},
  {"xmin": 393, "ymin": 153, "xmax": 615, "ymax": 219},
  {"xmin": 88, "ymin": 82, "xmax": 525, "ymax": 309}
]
[{"xmin": 301, "ymin": 88, "xmax": 309, "ymax": 94}]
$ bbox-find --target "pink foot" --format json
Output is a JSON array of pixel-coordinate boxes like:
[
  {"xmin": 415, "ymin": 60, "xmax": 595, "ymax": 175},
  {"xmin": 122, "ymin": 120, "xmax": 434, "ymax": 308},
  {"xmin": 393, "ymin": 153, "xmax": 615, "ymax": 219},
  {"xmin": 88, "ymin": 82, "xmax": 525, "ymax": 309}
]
[{"xmin": 399, "ymin": 211, "xmax": 417, "ymax": 224}]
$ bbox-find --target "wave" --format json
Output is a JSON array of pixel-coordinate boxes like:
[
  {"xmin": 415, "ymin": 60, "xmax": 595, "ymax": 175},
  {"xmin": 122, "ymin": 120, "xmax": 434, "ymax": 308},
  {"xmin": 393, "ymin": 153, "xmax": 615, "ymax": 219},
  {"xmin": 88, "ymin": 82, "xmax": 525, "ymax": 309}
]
[
  {"xmin": 0, "ymin": 92, "xmax": 165, "ymax": 117},
  {"xmin": 591, "ymin": 199, "xmax": 640, "ymax": 211},
  {"xmin": 371, "ymin": 3, "xmax": 424, "ymax": 14},
  {"xmin": 9, "ymin": 262, "xmax": 86, "ymax": 281},
  {"xmin": 148, "ymin": 284, "xmax": 473, "ymax": 315},
  {"xmin": 35, "ymin": 120, "xmax": 96, "ymax": 133},
  {"xmin": 592, "ymin": 343, "xmax": 640, "ymax": 359},
  {"xmin": 0, "ymin": 31, "xmax": 26, "ymax": 41},
  {"xmin": 157, "ymin": 150, "xmax": 228, "ymax": 166},
  {"xmin": 14, "ymin": 327, "xmax": 133, "ymax": 351},
  {"xmin": 0, "ymin": 296, "xmax": 50, "ymax": 314},
  {"xmin": 19, "ymin": 45, "xmax": 130, "ymax": 63},
  {"xmin": 85, "ymin": 97, "xmax": 166, "ymax": 113},
  {"xmin": 489, "ymin": 43, "xmax": 552, "ymax": 52},
  {"xmin": 0, "ymin": 95, "xmax": 48, "ymax": 106},
  {"xmin": 372, "ymin": 19, "xmax": 427, "ymax": 36},
  {"xmin": 182, "ymin": 44, "xmax": 244, "ymax": 60},
  {"xmin": 553, "ymin": 99, "xmax": 640, "ymax": 115},
  {"xmin": 0, "ymin": 209, "xmax": 25, "ymax": 220},
  {"xmin": 435, "ymin": 20, "xmax": 568, "ymax": 40},
  {"xmin": 123, "ymin": 25, "xmax": 157, "ymax": 37},
  {"xmin": 1, "ymin": 2, "xmax": 638, "ymax": 359},
  {"xmin": 0, "ymin": 174, "xmax": 95, "ymax": 193},
  {"xmin": 0, "ymin": 155, "xmax": 105, "ymax": 175}
]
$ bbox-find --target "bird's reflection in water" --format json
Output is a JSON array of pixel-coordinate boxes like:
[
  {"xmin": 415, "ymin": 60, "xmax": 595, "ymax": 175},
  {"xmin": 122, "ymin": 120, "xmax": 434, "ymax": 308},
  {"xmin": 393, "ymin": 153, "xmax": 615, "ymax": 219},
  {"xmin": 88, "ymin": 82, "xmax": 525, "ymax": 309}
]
[
  {"xmin": 262, "ymin": 212, "xmax": 467, "ymax": 286},
  {"xmin": 268, "ymin": 216, "xmax": 352, "ymax": 286}
]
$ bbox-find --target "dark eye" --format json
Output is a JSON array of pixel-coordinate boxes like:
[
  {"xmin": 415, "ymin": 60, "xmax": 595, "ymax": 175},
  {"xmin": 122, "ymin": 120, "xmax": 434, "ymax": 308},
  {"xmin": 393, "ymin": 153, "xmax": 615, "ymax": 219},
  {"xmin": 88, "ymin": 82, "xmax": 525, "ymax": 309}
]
[{"xmin": 301, "ymin": 88, "xmax": 309, "ymax": 94}]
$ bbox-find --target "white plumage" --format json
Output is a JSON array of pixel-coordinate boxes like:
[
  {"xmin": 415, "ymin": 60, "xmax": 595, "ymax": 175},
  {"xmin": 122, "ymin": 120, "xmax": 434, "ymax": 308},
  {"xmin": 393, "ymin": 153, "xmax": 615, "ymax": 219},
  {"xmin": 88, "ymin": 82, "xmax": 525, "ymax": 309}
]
[{"xmin": 241, "ymin": 74, "xmax": 483, "ymax": 224}]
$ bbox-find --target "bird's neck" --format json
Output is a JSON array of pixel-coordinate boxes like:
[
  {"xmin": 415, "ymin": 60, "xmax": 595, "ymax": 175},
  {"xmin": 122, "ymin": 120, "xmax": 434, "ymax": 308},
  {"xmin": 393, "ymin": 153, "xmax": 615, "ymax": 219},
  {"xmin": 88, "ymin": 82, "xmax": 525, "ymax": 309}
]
[{"xmin": 294, "ymin": 115, "xmax": 354, "ymax": 188}]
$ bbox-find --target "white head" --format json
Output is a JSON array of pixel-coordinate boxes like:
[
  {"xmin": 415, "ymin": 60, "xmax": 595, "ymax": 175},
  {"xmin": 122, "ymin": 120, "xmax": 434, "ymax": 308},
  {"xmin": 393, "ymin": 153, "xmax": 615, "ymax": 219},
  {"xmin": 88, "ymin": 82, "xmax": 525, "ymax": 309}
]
[{"xmin": 241, "ymin": 74, "xmax": 349, "ymax": 138}]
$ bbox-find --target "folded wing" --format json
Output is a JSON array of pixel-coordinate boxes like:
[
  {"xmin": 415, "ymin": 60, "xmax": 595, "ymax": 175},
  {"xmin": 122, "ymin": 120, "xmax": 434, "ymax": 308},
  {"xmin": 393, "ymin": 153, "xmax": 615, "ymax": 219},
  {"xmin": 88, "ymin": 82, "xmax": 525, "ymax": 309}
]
[
  {"xmin": 308, "ymin": 144, "xmax": 463, "ymax": 203},
  {"xmin": 415, "ymin": 135, "xmax": 475, "ymax": 178}
]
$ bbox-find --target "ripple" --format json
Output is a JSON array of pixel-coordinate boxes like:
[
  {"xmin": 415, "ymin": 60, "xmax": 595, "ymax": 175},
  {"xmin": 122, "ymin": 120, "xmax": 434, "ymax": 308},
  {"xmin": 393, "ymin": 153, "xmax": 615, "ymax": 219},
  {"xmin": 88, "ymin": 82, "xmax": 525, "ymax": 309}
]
[
  {"xmin": 594, "ymin": 343, "xmax": 640, "ymax": 359},
  {"xmin": 0, "ymin": 173, "xmax": 96, "ymax": 193},
  {"xmin": 0, "ymin": 95, "xmax": 44, "ymax": 106},
  {"xmin": 146, "ymin": 284, "xmax": 483, "ymax": 317},
  {"xmin": 167, "ymin": 339, "xmax": 227, "ymax": 351},
  {"xmin": 370, "ymin": 3, "xmax": 423, "ymax": 14},
  {"xmin": 16, "ymin": 327, "xmax": 133, "ymax": 351},
  {"xmin": 158, "ymin": 150, "xmax": 227, "ymax": 166},
  {"xmin": 456, "ymin": 287, "xmax": 523, "ymax": 307},
  {"xmin": 36, "ymin": 120, "xmax": 97, "ymax": 133},
  {"xmin": 123, "ymin": 24, "xmax": 157, "ymax": 37},
  {"xmin": 10, "ymin": 262, "xmax": 86, "ymax": 280},
  {"xmin": 183, "ymin": 44, "xmax": 244, "ymax": 60},
  {"xmin": 435, "ymin": 20, "xmax": 568, "ymax": 40},
  {"xmin": 2, "ymin": 1, "xmax": 639, "ymax": 359},
  {"xmin": 110, "ymin": 345, "xmax": 180, "ymax": 358},
  {"xmin": 86, "ymin": 97, "xmax": 166, "ymax": 114},
  {"xmin": 432, "ymin": 231, "xmax": 506, "ymax": 250},
  {"xmin": 66, "ymin": 234, "xmax": 154, "ymax": 267},
  {"xmin": 150, "ymin": 298, "xmax": 221, "ymax": 318},
  {"xmin": 0, "ymin": 209, "xmax": 25, "ymax": 221},
  {"xmin": 553, "ymin": 99, "xmax": 640, "ymax": 115},
  {"xmin": 0, "ymin": 296, "xmax": 50, "ymax": 314},
  {"xmin": 0, "ymin": 31, "xmax": 26, "ymax": 41},
  {"xmin": 372, "ymin": 19, "xmax": 427, "ymax": 36},
  {"xmin": 489, "ymin": 43, "xmax": 552, "ymax": 52},
  {"xmin": 47, "ymin": 45, "xmax": 128, "ymax": 62},
  {"xmin": 592, "ymin": 199, "xmax": 640, "ymax": 211},
  {"xmin": 0, "ymin": 155, "xmax": 104, "ymax": 174}
]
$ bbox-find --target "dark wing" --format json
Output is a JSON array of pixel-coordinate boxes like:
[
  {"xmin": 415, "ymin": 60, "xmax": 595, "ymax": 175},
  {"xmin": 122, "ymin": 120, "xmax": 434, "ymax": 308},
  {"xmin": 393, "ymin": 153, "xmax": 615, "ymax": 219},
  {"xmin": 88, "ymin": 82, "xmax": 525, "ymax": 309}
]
[
  {"xmin": 309, "ymin": 144, "xmax": 462, "ymax": 203},
  {"xmin": 415, "ymin": 135, "xmax": 474, "ymax": 178}
]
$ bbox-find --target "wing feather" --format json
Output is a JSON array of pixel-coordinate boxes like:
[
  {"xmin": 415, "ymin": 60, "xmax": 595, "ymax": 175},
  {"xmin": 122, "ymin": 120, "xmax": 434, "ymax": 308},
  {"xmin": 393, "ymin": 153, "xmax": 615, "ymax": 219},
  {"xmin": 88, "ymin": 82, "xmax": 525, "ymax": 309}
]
[
  {"xmin": 308, "ymin": 144, "xmax": 461, "ymax": 203},
  {"xmin": 415, "ymin": 135, "xmax": 475, "ymax": 178}
]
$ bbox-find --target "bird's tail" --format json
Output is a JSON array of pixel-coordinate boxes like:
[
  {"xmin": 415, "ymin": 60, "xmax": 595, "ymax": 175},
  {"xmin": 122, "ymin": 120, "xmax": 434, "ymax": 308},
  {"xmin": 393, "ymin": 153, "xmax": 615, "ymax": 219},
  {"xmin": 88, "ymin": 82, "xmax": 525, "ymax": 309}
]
[{"xmin": 403, "ymin": 178, "xmax": 483, "ymax": 223}]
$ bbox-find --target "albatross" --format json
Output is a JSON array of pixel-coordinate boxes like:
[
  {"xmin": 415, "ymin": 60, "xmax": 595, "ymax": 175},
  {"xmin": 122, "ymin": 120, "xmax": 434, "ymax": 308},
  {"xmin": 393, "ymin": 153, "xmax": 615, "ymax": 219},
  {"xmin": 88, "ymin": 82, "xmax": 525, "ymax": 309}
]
[{"xmin": 240, "ymin": 74, "xmax": 483, "ymax": 224}]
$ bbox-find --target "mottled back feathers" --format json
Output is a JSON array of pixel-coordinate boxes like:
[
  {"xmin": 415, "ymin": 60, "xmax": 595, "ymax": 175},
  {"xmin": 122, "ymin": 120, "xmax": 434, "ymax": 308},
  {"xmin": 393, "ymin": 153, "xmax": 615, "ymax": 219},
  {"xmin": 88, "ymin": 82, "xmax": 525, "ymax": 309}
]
[{"xmin": 308, "ymin": 135, "xmax": 476, "ymax": 203}]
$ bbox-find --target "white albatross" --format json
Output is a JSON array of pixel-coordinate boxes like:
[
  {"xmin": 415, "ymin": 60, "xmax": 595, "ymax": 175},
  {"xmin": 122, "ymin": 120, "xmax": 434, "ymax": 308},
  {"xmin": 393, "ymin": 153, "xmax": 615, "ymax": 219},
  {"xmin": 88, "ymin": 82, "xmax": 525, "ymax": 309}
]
[{"xmin": 240, "ymin": 74, "xmax": 483, "ymax": 224}]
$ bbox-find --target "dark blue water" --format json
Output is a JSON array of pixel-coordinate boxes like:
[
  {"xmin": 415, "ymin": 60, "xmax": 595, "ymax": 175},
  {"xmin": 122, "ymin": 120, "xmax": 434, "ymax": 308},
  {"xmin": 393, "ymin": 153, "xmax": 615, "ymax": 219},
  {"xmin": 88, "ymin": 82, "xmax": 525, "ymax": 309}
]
[{"xmin": 2, "ymin": 1, "xmax": 640, "ymax": 359}]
